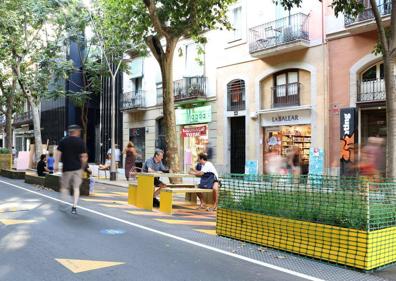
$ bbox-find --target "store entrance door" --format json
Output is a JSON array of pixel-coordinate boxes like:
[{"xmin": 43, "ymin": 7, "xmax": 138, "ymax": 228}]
[{"xmin": 230, "ymin": 117, "xmax": 245, "ymax": 173}]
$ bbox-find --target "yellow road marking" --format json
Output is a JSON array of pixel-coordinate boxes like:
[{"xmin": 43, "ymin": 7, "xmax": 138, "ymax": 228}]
[
  {"xmin": 194, "ymin": 229, "xmax": 217, "ymax": 235},
  {"xmin": 155, "ymin": 219, "xmax": 216, "ymax": 226},
  {"xmin": 81, "ymin": 199, "xmax": 127, "ymax": 205},
  {"xmin": 111, "ymin": 192, "xmax": 128, "ymax": 196},
  {"xmin": 90, "ymin": 193, "xmax": 125, "ymax": 198},
  {"xmin": 126, "ymin": 211, "xmax": 170, "ymax": 217},
  {"xmin": 0, "ymin": 219, "xmax": 36, "ymax": 225},
  {"xmin": 55, "ymin": 259, "xmax": 125, "ymax": 273},
  {"xmin": 100, "ymin": 204, "xmax": 137, "ymax": 209}
]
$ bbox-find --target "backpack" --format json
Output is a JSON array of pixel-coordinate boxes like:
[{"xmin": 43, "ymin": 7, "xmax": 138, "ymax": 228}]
[{"xmin": 199, "ymin": 172, "xmax": 216, "ymax": 189}]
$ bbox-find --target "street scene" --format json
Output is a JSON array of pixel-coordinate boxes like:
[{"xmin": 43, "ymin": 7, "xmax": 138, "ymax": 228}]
[{"xmin": 1, "ymin": 0, "xmax": 396, "ymax": 280}]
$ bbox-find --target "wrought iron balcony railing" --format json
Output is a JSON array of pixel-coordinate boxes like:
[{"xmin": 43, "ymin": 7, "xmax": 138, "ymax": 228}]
[
  {"xmin": 345, "ymin": 1, "xmax": 391, "ymax": 26},
  {"xmin": 120, "ymin": 90, "xmax": 146, "ymax": 111},
  {"xmin": 174, "ymin": 76, "xmax": 207, "ymax": 102},
  {"xmin": 272, "ymin": 82, "xmax": 301, "ymax": 108},
  {"xmin": 249, "ymin": 13, "xmax": 309, "ymax": 54},
  {"xmin": 357, "ymin": 78, "xmax": 386, "ymax": 103},
  {"xmin": 14, "ymin": 111, "xmax": 33, "ymax": 125}
]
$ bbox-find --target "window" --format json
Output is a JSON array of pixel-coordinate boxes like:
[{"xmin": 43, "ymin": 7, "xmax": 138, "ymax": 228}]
[
  {"xmin": 227, "ymin": 79, "xmax": 246, "ymax": 111},
  {"xmin": 131, "ymin": 77, "xmax": 142, "ymax": 93},
  {"xmin": 361, "ymin": 62, "xmax": 384, "ymax": 81},
  {"xmin": 273, "ymin": 70, "xmax": 300, "ymax": 107},
  {"xmin": 185, "ymin": 43, "xmax": 204, "ymax": 76},
  {"xmin": 230, "ymin": 6, "xmax": 243, "ymax": 41}
]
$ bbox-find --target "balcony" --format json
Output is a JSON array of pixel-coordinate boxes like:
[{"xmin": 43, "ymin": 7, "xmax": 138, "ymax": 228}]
[
  {"xmin": 248, "ymin": 13, "xmax": 310, "ymax": 58},
  {"xmin": 345, "ymin": 2, "xmax": 391, "ymax": 28},
  {"xmin": 13, "ymin": 111, "xmax": 33, "ymax": 125},
  {"xmin": 357, "ymin": 78, "xmax": 386, "ymax": 103},
  {"xmin": 174, "ymin": 76, "xmax": 207, "ymax": 104},
  {"xmin": 120, "ymin": 90, "xmax": 146, "ymax": 111},
  {"xmin": 272, "ymin": 82, "xmax": 301, "ymax": 108}
]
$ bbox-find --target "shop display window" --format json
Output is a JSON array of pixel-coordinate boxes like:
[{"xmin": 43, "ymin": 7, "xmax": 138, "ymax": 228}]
[{"xmin": 182, "ymin": 124, "xmax": 209, "ymax": 171}]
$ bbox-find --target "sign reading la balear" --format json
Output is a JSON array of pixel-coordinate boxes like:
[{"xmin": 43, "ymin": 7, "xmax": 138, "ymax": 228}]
[{"xmin": 176, "ymin": 105, "xmax": 212, "ymax": 125}]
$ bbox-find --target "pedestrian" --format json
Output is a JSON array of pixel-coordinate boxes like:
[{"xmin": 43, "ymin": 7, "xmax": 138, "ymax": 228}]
[
  {"xmin": 47, "ymin": 152, "xmax": 55, "ymax": 174},
  {"xmin": 54, "ymin": 125, "xmax": 87, "ymax": 215},
  {"xmin": 287, "ymin": 146, "xmax": 301, "ymax": 176},
  {"xmin": 107, "ymin": 144, "xmax": 121, "ymax": 168},
  {"xmin": 82, "ymin": 158, "xmax": 95, "ymax": 194},
  {"xmin": 142, "ymin": 149, "xmax": 169, "ymax": 207},
  {"xmin": 189, "ymin": 153, "xmax": 220, "ymax": 211},
  {"xmin": 37, "ymin": 154, "xmax": 50, "ymax": 177},
  {"xmin": 124, "ymin": 141, "xmax": 139, "ymax": 181}
]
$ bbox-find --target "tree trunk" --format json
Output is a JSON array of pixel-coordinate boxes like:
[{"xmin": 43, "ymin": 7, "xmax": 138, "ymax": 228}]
[
  {"xmin": 385, "ymin": 56, "xmax": 396, "ymax": 177},
  {"xmin": 110, "ymin": 74, "xmax": 117, "ymax": 180},
  {"xmin": 160, "ymin": 51, "xmax": 180, "ymax": 173},
  {"xmin": 5, "ymin": 94, "xmax": 14, "ymax": 150},
  {"xmin": 26, "ymin": 94, "xmax": 43, "ymax": 163},
  {"xmin": 81, "ymin": 102, "xmax": 88, "ymax": 145}
]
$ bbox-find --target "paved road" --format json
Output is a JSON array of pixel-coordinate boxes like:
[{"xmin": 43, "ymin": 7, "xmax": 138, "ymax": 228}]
[{"xmin": 0, "ymin": 178, "xmax": 311, "ymax": 281}]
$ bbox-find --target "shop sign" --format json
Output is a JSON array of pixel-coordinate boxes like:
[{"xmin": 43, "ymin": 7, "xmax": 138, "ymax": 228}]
[
  {"xmin": 308, "ymin": 148, "xmax": 324, "ymax": 176},
  {"xmin": 245, "ymin": 160, "xmax": 258, "ymax": 175},
  {"xmin": 340, "ymin": 108, "xmax": 357, "ymax": 138},
  {"xmin": 261, "ymin": 110, "xmax": 311, "ymax": 126},
  {"xmin": 181, "ymin": 126, "xmax": 207, "ymax": 137},
  {"xmin": 176, "ymin": 105, "xmax": 212, "ymax": 125}
]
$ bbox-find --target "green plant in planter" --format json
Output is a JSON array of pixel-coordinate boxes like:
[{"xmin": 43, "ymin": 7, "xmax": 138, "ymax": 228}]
[{"xmin": 0, "ymin": 148, "xmax": 10, "ymax": 154}]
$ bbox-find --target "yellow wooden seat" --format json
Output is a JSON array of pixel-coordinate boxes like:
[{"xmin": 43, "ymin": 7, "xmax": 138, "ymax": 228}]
[{"xmin": 160, "ymin": 188, "xmax": 213, "ymax": 214}]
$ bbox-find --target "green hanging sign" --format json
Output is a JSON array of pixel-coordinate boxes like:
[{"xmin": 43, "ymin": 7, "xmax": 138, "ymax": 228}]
[{"xmin": 175, "ymin": 105, "xmax": 212, "ymax": 125}]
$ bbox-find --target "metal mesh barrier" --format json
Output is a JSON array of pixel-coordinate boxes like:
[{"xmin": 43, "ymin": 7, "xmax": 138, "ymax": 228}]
[{"xmin": 216, "ymin": 174, "xmax": 396, "ymax": 270}]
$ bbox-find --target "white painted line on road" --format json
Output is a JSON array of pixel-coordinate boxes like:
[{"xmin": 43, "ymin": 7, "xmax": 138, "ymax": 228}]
[{"xmin": 0, "ymin": 179, "xmax": 325, "ymax": 281}]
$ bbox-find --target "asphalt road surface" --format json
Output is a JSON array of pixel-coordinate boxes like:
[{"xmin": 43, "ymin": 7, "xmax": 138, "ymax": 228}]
[{"xmin": 0, "ymin": 178, "xmax": 314, "ymax": 281}]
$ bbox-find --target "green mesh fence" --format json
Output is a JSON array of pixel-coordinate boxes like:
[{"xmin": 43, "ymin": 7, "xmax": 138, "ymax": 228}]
[{"xmin": 216, "ymin": 174, "xmax": 396, "ymax": 270}]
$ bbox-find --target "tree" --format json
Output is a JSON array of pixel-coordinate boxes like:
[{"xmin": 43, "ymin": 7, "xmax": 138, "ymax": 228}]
[
  {"xmin": 0, "ymin": 0, "xmax": 73, "ymax": 161},
  {"xmin": 84, "ymin": 0, "xmax": 137, "ymax": 180},
  {"xmin": 104, "ymin": 0, "xmax": 235, "ymax": 173},
  {"xmin": 277, "ymin": 0, "xmax": 396, "ymax": 177}
]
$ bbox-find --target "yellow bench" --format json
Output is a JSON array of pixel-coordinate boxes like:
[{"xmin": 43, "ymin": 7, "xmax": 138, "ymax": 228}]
[{"xmin": 160, "ymin": 188, "xmax": 213, "ymax": 214}]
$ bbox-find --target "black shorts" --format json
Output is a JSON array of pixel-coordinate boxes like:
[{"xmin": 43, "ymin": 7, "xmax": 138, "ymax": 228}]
[
  {"xmin": 154, "ymin": 177, "xmax": 164, "ymax": 187},
  {"xmin": 199, "ymin": 180, "xmax": 220, "ymax": 189}
]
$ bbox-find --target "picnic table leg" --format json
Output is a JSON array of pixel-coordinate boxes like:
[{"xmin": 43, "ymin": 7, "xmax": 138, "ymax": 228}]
[
  {"xmin": 160, "ymin": 191, "xmax": 173, "ymax": 214},
  {"xmin": 136, "ymin": 175, "xmax": 154, "ymax": 210},
  {"xmin": 128, "ymin": 184, "xmax": 137, "ymax": 205}
]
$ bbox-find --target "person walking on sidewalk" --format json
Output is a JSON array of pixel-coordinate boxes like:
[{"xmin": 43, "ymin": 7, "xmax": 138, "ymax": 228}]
[
  {"xmin": 54, "ymin": 125, "xmax": 87, "ymax": 214},
  {"xmin": 124, "ymin": 141, "xmax": 139, "ymax": 181}
]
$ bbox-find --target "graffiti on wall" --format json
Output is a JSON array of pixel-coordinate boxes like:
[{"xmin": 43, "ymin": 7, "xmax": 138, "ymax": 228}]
[{"xmin": 340, "ymin": 108, "xmax": 357, "ymax": 175}]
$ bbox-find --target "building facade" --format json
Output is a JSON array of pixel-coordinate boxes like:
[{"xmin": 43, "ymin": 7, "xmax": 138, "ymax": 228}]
[{"xmin": 326, "ymin": 0, "xmax": 391, "ymax": 176}]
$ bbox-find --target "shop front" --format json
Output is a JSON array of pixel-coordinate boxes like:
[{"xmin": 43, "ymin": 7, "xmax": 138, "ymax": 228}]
[
  {"xmin": 176, "ymin": 105, "xmax": 212, "ymax": 172},
  {"xmin": 261, "ymin": 109, "xmax": 312, "ymax": 174}
]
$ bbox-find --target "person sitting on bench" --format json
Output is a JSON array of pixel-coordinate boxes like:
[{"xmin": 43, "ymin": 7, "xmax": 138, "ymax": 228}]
[
  {"xmin": 142, "ymin": 149, "xmax": 169, "ymax": 207},
  {"xmin": 99, "ymin": 154, "xmax": 111, "ymax": 170},
  {"xmin": 189, "ymin": 153, "xmax": 220, "ymax": 211},
  {"xmin": 37, "ymin": 154, "xmax": 50, "ymax": 177}
]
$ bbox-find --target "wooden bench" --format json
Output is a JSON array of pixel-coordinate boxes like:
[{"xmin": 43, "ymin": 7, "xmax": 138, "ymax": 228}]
[
  {"xmin": 160, "ymin": 188, "xmax": 213, "ymax": 214},
  {"xmin": 45, "ymin": 173, "xmax": 90, "ymax": 196},
  {"xmin": 25, "ymin": 173, "xmax": 46, "ymax": 186},
  {"xmin": 1, "ymin": 169, "xmax": 25, "ymax": 179}
]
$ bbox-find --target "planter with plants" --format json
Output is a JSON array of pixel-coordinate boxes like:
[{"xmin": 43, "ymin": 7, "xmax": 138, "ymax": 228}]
[
  {"xmin": 216, "ymin": 174, "xmax": 396, "ymax": 270},
  {"xmin": 0, "ymin": 148, "xmax": 12, "ymax": 170}
]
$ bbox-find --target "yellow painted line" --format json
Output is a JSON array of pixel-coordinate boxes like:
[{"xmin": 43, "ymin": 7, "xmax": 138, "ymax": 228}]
[
  {"xmin": 81, "ymin": 198, "xmax": 127, "ymax": 205},
  {"xmin": 156, "ymin": 219, "xmax": 216, "ymax": 226},
  {"xmin": 112, "ymin": 192, "xmax": 128, "ymax": 196},
  {"xmin": 194, "ymin": 229, "xmax": 217, "ymax": 236},
  {"xmin": 55, "ymin": 259, "xmax": 125, "ymax": 273},
  {"xmin": 126, "ymin": 211, "xmax": 170, "ymax": 217},
  {"xmin": 0, "ymin": 219, "xmax": 36, "ymax": 225},
  {"xmin": 90, "ymin": 193, "xmax": 125, "ymax": 198},
  {"xmin": 100, "ymin": 204, "xmax": 137, "ymax": 209}
]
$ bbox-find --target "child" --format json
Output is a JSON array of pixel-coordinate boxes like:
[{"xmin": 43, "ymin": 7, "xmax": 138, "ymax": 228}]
[
  {"xmin": 47, "ymin": 152, "xmax": 55, "ymax": 174},
  {"xmin": 83, "ymin": 162, "xmax": 95, "ymax": 194}
]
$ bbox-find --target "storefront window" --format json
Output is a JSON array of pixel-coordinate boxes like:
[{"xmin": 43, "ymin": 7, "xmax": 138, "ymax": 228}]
[
  {"xmin": 264, "ymin": 125, "xmax": 311, "ymax": 174},
  {"xmin": 182, "ymin": 124, "xmax": 209, "ymax": 171},
  {"xmin": 129, "ymin": 127, "xmax": 145, "ymax": 162}
]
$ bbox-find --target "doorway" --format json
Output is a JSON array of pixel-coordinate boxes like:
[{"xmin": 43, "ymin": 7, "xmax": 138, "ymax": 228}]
[{"xmin": 230, "ymin": 116, "xmax": 246, "ymax": 173}]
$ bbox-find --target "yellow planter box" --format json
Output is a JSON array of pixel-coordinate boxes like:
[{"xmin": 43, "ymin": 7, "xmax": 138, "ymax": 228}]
[
  {"xmin": 0, "ymin": 154, "xmax": 12, "ymax": 170},
  {"xmin": 216, "ymin": 208, "xmax": 396, "ymax": 270}
]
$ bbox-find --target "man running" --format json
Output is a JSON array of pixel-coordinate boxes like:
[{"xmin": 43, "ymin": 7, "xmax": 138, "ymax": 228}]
[{"xmin": 54, "ymin": 125, "xmax": 87, "ymax": 214}]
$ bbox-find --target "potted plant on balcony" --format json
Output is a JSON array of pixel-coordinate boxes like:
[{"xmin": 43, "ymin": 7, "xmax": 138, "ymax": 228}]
[{"xmin": 187, "ymin": 84, "xmax": 203, "ymax": 98}]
